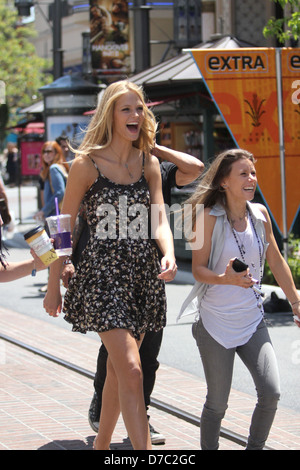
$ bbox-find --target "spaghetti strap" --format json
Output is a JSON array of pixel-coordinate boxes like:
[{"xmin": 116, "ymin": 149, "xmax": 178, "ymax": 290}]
[
  {"xmin": 88, "ymin": 155, "xmax": 101, "ymax": 176},
  {"xmin": 142, "ymin": 153, "xmax": 145, "ymax": 176},
  {"xmin": 88, "ymin": 152, "xmax": 145, "ymax": 183}
]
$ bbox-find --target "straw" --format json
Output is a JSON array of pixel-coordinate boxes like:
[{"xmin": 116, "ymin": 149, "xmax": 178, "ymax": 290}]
[
  {"xmin": 55, "ymin": 197, "xmax": 60, "ymax": 216},
  {"xmin": 55, "ymin": 197, "xmax": 61, "ymax": 232}
]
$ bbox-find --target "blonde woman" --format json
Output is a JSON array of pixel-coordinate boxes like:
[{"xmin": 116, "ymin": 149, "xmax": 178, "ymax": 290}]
[
  {"xmin": 179, "ymin": 148, "xmax": 300, "ymax": 450},
  {"xmin": 43, "ymin": 80, "xmax": 176, "ymax": 450},
  {"xmin": 34, "ymin": 141, "xmax": 69, "ymax": 221}
]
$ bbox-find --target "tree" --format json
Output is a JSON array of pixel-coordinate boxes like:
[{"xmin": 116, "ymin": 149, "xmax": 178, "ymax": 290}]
[
  {"xmin": 263, "ymin": 0, "xmax": 300, "ymax": 44},
  {"xmin": 0, "ymin": 1, "xmax": 52, "ymax": 128}
]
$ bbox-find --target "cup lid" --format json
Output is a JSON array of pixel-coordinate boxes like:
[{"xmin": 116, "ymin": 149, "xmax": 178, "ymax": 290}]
[
  {"xmin": 46, "ymin": 214, "xmax": 71, "ymax": 220},
  {"xmin": 24, "ymin": 226, "xmax": 44, "ymax": 240}
]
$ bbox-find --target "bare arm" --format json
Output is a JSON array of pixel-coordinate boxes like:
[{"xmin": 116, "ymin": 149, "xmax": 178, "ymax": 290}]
[
  {"xmin": 145, "ymin": 155, "xmax": 177, "ymax": 281},
  {"xmin": 259, "ymin": 205, "xmax": 300, "ymax": 323},
  {"xmin": 151, "ymin": 144, "xmax": 204, "ymax": 186},
  {"xmin": 0, "ymin": 249, "xmax": 46, "ymax": 282},
  {"xmin": 43, "ymin": 157, "xmax": 94, "ymax": 317}
]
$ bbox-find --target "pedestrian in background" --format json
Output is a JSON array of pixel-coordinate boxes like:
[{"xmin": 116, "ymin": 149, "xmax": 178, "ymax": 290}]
[
  {"xmin": 0, "ymin": 214, "xmax": 46, "ymax": 281},
  {"xmin": 43, "ymin": 80, "xmax": 177, "ymax": 450},
  {"xmin": 34, "ymin": 141, "xmax": 69, "ymax": 221},
  {"xmin": 179, "ymin": 148, "xmax": 300, "ymax": 450},
  {"xmin": 4, "ymin": 142, "xmax": 18, "ymax": 186},
  {"xmin": 56, "ymin": 136, "xmax": 73, "ymax": 163}
]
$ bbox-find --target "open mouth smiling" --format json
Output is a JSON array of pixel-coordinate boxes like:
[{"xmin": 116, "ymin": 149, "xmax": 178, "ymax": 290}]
[
  {"xmin": 127, "ymin": 122, "xmax": 139, "ymax": 132},
  {"xmin": 243, "ymin": 185, "xmax": 255, "ymax": 192}
]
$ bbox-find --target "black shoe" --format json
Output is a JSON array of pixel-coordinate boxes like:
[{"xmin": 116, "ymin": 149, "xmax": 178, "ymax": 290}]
[
  {"xmin": 149, "ymin": 422, "xmax": 166, "ymax": 445},
  {"xmin": 263, "ymin": 291, "xmax": 292, "ymax": 313},
  {"xmin": 88, "ymin": 391, "xmax": 101, "ymax": 433}
]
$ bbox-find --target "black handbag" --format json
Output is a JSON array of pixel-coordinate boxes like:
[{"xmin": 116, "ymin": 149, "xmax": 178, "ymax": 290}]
[{"xmin": 0, "ymin": 198, "xmax": 11, "ymax": 225}]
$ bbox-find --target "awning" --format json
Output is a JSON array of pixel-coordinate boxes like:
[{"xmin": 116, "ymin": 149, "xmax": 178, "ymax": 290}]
[
  {"xmin": 20, "ymin": 35, "xmax": 255, "ymax": 116},
  {"xmin": 83, "ymin": 90, "xmax": 213, "ymax": 116},
  {"xmin": 20, "ymin": 101, "xmax": 44, "ymax": 114},
  {"xmin": 130, "ymin": 35, "xmax": 256, "ymax": 87},
  {"xmin": 6, "ymin": 120, "xmax": 44, "ymax": 134}
]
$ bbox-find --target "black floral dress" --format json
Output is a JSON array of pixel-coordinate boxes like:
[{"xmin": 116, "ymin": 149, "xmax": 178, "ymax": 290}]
[{"xmin": 63, "ymin": 157, "xmax": 166, "ymax": 340}]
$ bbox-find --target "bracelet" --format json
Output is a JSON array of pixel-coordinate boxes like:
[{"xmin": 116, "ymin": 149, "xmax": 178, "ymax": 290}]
[
  {"xmin": 63, "ymin": 257, "xmax": 72, "ymax": 265},
  {"xmin": 31, "ymin": 260, "xmax": 36, "ymax": 277},
  {"xmin": 292, "ymin": 300, "xmax": 300, "ymax": 306}
]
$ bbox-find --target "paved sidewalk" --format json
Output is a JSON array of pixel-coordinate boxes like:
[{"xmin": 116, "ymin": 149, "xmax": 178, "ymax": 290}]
[{"xmin": 1, "ymin": 306, "xmax": 300, "ymax": 451}]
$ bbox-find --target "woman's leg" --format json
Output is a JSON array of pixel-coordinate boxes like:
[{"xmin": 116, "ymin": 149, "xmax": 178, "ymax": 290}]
[
  {"xmin": 95, "ymin": 328, "xmax": 151, "ymax": 450},
  {"xmin": 237, "ymin": 321, "xmax": 281, "ymax": 450},
  {"xmin": 94, "ymin": 354, "xmax": 120, "ymax": 449},
  {"xmin": 192, "ymin": 320, "xmax": 236, "ymax": 450}
]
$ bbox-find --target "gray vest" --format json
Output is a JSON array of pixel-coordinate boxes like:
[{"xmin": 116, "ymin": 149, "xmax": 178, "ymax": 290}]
[{"xmin": 177, "ymin": 202, "xmax": 269, "ymax": 321}]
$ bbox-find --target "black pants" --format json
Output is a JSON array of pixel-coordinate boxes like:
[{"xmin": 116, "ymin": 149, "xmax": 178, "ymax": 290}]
[{"xmin": 94, "ymin": 329, "xmax": 163, "ymax": 412}]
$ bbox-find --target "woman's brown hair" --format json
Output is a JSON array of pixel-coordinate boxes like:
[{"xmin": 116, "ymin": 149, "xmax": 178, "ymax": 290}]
[{"xmin": 185, "ymin": 148, "xmax": 256, "ymax": 230}]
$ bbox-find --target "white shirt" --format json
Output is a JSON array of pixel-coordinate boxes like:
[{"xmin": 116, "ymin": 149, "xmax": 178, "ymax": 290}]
[{"xmin": 199, "ymin": 217, "xmax": 263, "ymax": 349}]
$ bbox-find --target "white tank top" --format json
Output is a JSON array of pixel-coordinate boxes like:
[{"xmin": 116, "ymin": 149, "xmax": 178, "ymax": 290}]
[{"xmin": 200, "ymin": 216, "xmax": 263, "ymax": 349}]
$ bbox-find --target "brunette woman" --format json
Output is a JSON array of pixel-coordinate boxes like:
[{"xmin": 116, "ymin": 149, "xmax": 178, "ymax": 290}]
[{"xmin": 179, "ymin": 148, "xmax": 300, "ymax": 450}]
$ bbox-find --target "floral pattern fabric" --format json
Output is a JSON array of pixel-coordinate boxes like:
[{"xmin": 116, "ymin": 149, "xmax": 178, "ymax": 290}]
[{"xmin": 63, "ymin": 163, "xmax": 166, "ymax": 340}]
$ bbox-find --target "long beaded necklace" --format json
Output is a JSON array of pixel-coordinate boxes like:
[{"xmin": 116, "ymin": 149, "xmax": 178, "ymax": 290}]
[
  {"xmin": 229, "ymin": 209, "xmax": 264, "ymax": 313},
  {"xmin": 232, "ymin": 226, "xmax": 247, "ymax": 255}
]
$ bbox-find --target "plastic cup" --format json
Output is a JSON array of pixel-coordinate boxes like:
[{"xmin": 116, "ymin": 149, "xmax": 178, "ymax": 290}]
[
  {"xmin": 46, "ymin": 214, "xmax": 72, "ymax": 257},
  {"xmin": 24, "ymin": 226, "xmax": 58, "ymax": 266}
]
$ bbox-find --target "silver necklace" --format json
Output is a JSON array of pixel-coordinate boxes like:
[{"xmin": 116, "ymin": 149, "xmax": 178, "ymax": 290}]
[
  {"xmin": 229, "ymin": 209, "xmax": 247, "ymax": 223},
  {"xmin": 124, "ymin": 162, "xmax": 134, "ymax": 180},
  {"xmin": 110, "ymin": 146, "xmax": 134, "ymax": 180}
]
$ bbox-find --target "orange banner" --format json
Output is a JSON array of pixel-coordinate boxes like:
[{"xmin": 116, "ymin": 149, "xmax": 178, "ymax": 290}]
[
  {"xmin": 191, "ymin": 48, "xmax": 300, "ymax": 233},
  {"xmin": 281, "ymin": 48, "xmax": 300, "ymax": 232}
]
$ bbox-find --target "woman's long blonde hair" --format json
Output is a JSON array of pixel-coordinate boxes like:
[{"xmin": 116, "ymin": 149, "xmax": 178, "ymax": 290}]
[
  {"xmin": 186, "ymin": 148, "xmax": 256, "ymax": 229},
  {"xmin": 75, "ymin": 80, "xmax": 157, "ymax": 157}
]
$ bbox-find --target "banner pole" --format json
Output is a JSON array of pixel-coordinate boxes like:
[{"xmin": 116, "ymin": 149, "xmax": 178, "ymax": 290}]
[{"xmin": 275, "ymin": 47, "xmax": 288, "ymax": 261}]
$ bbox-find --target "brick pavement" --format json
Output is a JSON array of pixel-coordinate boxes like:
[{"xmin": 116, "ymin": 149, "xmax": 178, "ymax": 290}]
[{"xmin": 0, "ymin": 306, "xmax": 300, "ymax": 451}]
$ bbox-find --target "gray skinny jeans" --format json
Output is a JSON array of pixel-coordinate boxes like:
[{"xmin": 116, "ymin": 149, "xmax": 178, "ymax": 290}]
[{"xmin": 192, "ymin": 319, "xmax": 281, "ymax": 450}]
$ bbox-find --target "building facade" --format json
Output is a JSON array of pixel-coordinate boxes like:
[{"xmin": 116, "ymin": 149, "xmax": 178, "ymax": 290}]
[{"xmin": 30, "ymin": 0, "xmax": 276, "ymax": 79}]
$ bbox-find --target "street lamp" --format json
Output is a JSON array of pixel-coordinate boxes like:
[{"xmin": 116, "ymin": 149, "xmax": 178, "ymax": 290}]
[
  {"xmin": 14, "ymin": 0, "xmax": 34, "ymax": 16},
  {"xmin": 14, "ymin": 0, "xmax": 72, "ymax": 80},
  {"xmin": 52, "ymin": 0, "xmax": 63, "ymax": 80}
]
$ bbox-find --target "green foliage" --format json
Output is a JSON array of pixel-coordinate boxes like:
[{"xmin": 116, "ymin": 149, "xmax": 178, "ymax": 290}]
[
  {"xmin": 263, "ymin": 236, "xmax": 300, "ymax": 288},
  {"xmin": 0, "ymin": 1, "xmax": 52, "ymax": 127},
  {"xmin": 263, "ymin": 0, "xmax": 300, "ymax": 44}
]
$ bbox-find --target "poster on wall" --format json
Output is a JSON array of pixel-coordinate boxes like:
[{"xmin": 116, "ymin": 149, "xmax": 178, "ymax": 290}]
[
  {"xmin": 46, "ymin": 116, "xmax": 91, "ymax": 147},
  {"xmin": 89, "ymin": 0, "xmax": 130, "ymax": 75},
  {"xmin": 20, "ymin": 140, "xmax": 44, "ymax": 176}
]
